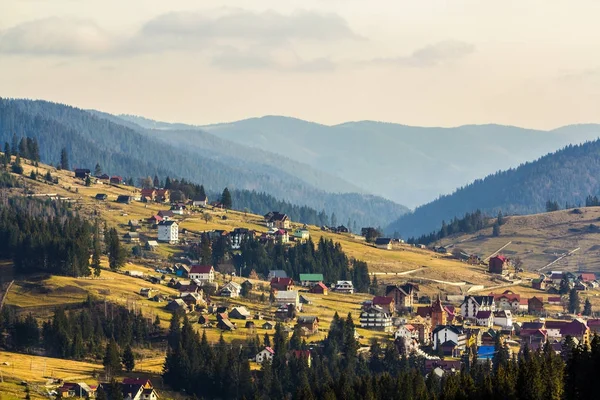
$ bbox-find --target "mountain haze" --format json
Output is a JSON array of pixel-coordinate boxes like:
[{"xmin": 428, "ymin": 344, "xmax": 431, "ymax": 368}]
[
  {"xmin": 200, "ymin": 117, "xmax": 600, "ymax": 207},
  {"xmin": 388, "ymin": 137, "xmax": 600, "ymax": 238}
]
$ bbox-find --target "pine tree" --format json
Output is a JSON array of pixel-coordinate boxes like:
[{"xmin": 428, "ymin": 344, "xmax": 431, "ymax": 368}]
[
  {"xmin": 492, "ymin": 222, "xmax": 501, "ymax": 237},
  {"xmin": 92, "ymin": 221, "xmax": 102, "ymax": 277},
  {"xmin": 4, "ymin": 142, "xmax": 10, "ymax": 159},
  {"xmin": 103, "ymin": 339, "xmax": 121, "ymax": 379},
  {"xmin": 221, "ymin": 188, "xmax": 232, "ymax": 209},
  {"xmin": 60, "ymin": 148, "xmax": 69, "ymax": 170},
  {"xmin": 122, "ymin": 344, "xmax": 135, "ymax": 372},
  {"xmin": 568, "ymin": 289, "xmax": 581, "ymax": 314},
  {"xmin": 85, "ymin": 175, "xmax": 91, "ymax": 187},
  {"xmin": 94, "ymin": 163, "xmax": 102, "ymax": 176},
  {"xmin": 583, "ymin": 298, "xmax": 592, "ymax": 316},
  {"xmin": 559, "ymin": 277, "xmax": 571, "ymax": 295},
  {"xmin": 107, "ymin": 228, "xmax": 126, "ymax": 270},
  {"xmin": 153, "ymin": 175, "xmax": 160, "ymax": 188}
]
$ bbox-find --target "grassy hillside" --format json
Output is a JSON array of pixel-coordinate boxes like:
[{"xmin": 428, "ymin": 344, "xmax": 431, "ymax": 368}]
[{"xmin": 435, "ymin": 206, "xmax": 600, "ymax": 274}]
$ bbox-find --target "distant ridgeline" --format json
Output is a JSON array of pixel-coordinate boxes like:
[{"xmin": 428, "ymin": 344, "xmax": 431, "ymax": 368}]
[{"xmin": 0, "ymin": 98, "xmax": 407, "ymax": 229}]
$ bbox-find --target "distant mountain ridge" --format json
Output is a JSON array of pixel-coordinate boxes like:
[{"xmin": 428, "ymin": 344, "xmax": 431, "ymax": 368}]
[
  {"xmin": 196, "ymin": 116, "xmax": 600, "ymax": 208},
  {"xmin": 0, "ymin": 98, "xmax": 408, "ymax": 228},
  {"xmin": 387, "ymin": 137, "xmax": 600, "ymax": 238}
]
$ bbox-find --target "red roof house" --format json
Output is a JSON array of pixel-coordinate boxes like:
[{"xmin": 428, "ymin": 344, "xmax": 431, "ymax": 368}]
[
  {"xmin": 271, "ymin": 277, "xmax": 294, "ymax": 291},
  {"xmin": 309, "ymin": 282, "xmax": 328, "ymax": 295},
  {"xmin": 372, "ymin": 296, "xmax": 395, "ymax": 314}
]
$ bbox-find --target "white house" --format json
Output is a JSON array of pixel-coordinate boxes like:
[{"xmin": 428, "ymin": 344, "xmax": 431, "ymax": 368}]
[
  {"xmin": 192, "ymin": 195, "xmax": 208, "ymax": 207},
  {"xmin": 334, "ymin": 281, "xmax": 354, "ymax": 294},
  {"xmin": 158, "ymin": 220, "xmax": 178, "ymax": 244},
  {"xmin": 432, "ymin": 325, "xmax": 466, "ymax": 351},
  {"xmin": 493, "ymin": 310, "xmax": 513, "ymax": 329},
  {"xmin": 460, "ymin": 296, "xmax": 496, "ymax": 319},
  {"xmin": 394, "ymin": 324, "xmax": 419, "ymax": 342},
  {"xmin": 359, "ymin": 305, "xmax": 393, "ymax": 332},
  {"xmin": 294, "ymin": 228, "xmax": 310, "ymax": 242},
  {"xmin": 275, "ymin": 290, "xmax": 301, "ymax": 310},
  {"xmin": 255, "ymin": 347, "xmax": 275, "ymax": 364},
  {"xmin": 189, "ymin": 265, "xmax": 215, "ymax": 283},
  {"xmin": 220, "ymin": 282, "xmax": 241, "ymax": 298},
  {"xmin": 475, "ymin": 311, "xmax": 494, "ymax": 328}
]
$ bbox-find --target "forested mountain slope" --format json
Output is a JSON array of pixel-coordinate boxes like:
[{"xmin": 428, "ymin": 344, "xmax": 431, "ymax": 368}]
[
  {"xmin": 0, "ymin": 98, "xmax": 407, "ymax": 228},
  {"xmin": 387, "ymin": 139, "xmax": 600, "ymax": 238}
]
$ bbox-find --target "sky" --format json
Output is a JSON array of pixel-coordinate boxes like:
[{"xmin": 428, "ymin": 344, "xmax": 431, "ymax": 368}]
[{"xmin": 1, "ymin": 0, "xmax": 600, "ymax": 129}]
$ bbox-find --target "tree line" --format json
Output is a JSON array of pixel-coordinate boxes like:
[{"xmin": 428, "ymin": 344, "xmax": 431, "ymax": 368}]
[
  {"xmin": 0, "ymin": 298, "xmax": 158, "ymax": 363},
  {"xmin": 407, "ymin": 209, "xmax": 494, "ymax": 245},
  {"xmin": 162, "ymin": 307, "xmax": 600, "ymax": 400}
]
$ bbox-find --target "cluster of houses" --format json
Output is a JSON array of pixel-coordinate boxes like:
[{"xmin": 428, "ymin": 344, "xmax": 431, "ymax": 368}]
[
  {"xmin": 57, "ymin": 378, "xmax": 158, "ymax": 400},
  {"xmin": 532, "ymin": 271, "xmax": 598, "ymax": 292}
]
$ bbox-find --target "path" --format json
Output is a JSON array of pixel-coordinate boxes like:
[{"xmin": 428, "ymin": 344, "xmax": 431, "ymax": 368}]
[
  {"xmin": 538, "ymin": 247, "xmax": 580, "ymax": 271},
  {"xmin": 484, "ymin": 241, "xmax": 512, "ymax": 262},
  {"xmin": 468, "ymin": 280, "xmax": 523, "ymax": 293},
  {"xmin": 369, "ymin": 267, "xmax": 427, "ymax": 277},
  {"xmin": 0, "ymin": 280, "xmax": 14, "ymax": 311}
]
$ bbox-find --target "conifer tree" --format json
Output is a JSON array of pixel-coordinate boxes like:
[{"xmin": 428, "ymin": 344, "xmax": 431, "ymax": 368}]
[
  {"xmin": 103, "ymin": 339, "xmax": 121, "ymax": 379},
  {"xmin": 568, "ymin": 289, "xmax": 581, "ymax": 314},
  {"xmin": 4, "ymin": 142, "xmax": 10, "ymax": 159},
  {"xmin": 583, "ymin": 298, "xmax": 592, "ymax": 316},
  {"xmin": 221, "ymin": 187, "xmax": 232, "ymax": 209},
  {"xmin": 122, "ymin": 344, "xmax": 135, "ymax": 372},
  {"xmin": 107, "ymin": 228, "xmax": 126, "ymax": 270},
  {"xmin": 94, "ymin": 163, "xmax": 102, "ymax": 176},
  {"xmin": 60, "ymin": 148, "xmax": 69, "ymax": 170}
]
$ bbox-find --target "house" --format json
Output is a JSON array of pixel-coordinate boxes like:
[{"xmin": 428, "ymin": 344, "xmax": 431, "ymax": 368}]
[
  {"xmin": 548, "ymin": 296, "xmax": 562, "ymax": 305},
  {"xmin": 532, "ymin": 278, "xmax": 547, "ymax": 290},
  {"xmin": 488, "ymin": 255, "xmax": 509, "ymax": 274},
  {"xmin": 230, "ymin": 228, "xmax": 251, "ymax": 249},
  {"xmin": 241, "ymin": 280, "xmax": 254, "ymax": 293},
  {"xmin": 300, "ymin": 274, "xmax": 323, "ymax": 287},
  {"xmin": 560, "ymin": 319, "xmax": 590, "ymax": 345},
  {"xmin": 217, "ymin": 318, "xmax": 236, "ymax": 331},
  {"xmin": 110, "ymin": 176, "xmax": 123, "ymax": 184},
  {"xmin": 578, "ymin": 273, "xmax": 596, "ymax": 282},
  {"xmin": 294, "ymin": 228, "xmax": 310, "ymax": 242},
  {"xmin": 336, "ymin": 225, "xmax": 349, "ymax": 233},
  {"xmin": 394, "ymin": 324, "xmax": 419, "ymax": 343},
  {"xmin": 145, "ymin": 240, "xmax": 159, "ymax": 251},
  {"xmin": 411, "ymin": 318, "xmax": 432, "ymax": 345},
  {"xmin": 528, "ymin": 297, "xmax": 545, "ymax": 314},
  {"xmin": 372, "ymin": 296, "xmax": 395, "ymax": 315},
  {"xmin": 296, "ymin": 316, "xmax": 319, "ymax": 336},
  {"xmin": 359, "ymin": 305, "xmax": 393, "ymax": 332},
  {"xmin": 299, "ymin": 295, "xmax": 312, "ymax": 305},
  {"xmin": 309, "ymin": 282, "xmax": 328, "ymax": 295},
  {"xmin": 491, "ymin": 291, "xmax": 522, "ymax": 312},
  {"xmin": 157, "ymin": 210, "xmax": 174, "ymax": 219},
  {"xmin": 493, "ymin": 310, "xmax": 513, "ymax": 329},
  {"xmin": 460, "ymin": 296, "xmax": 496, "ymax": 319},
  {"xmin": 74, "ymin": 168, "xmax": 91, "ymax": 179},
  {"xmin": 166, "ymin": 299, "xmax": 189, "ymax": 313},
  {"xmin": 275, "ymin": 290, "xmax": 301, "ymax": 310},
  {"xmin": 432, "ymin": 325, "xmax": 467, "ymax": 356},
  {"xmin": 262, "ymin": 321, "xmax": 275, "ymax": 330},
  {"xmin": 141, "ymin": 188, "xmax": 156, "ymax": 202},
  {"xmin": 429, "ymin": 297, "xmax": 448, "ymax": 327},
  {"xmin": 271, "ymin": 277, "xmax": 294, "ymax": 291},
  {"xmin": 174, "ymin": 264, "xmax": 190, "ymax": 277},
  {"xmin": 220, "ymin": 282, "xmax": 242, "ymax": 298},
  {"xmin": 255, "ymin": 347, "xmax": 275, "ymax": 364},
  {"xmin": 264, "ymin": 212, "xmax": 290, "ymax": 229},
  {"xmin": 229, "ymin": 306, "xmax": 252, "ymax": 320},
  {"xmin": 375, "ymin": 237, "xmax": 393, "ymax": 250},
  {"xmin": 95, "ymin": 193, "xmax": 108, "ymax": 201},
  {"xmin": 123, "ymin": 232, "xmax": 140, "ymax": 243},
  {"xmin": 170, "ymin": 204, "xmax": 185, "ymax": 215},
  {"xmin": 139, "ymin": 288, "xmax": 157, "ymax": 298},
  {"xmin": 545, "ymin": 320, "xmax": 569, "ymax": 341},
  {"xmin": 97, "ymin": 173, "xmax": 110, "ymax": 181},
  {"xmin": 189, "ymin": 265, "xmax": 215, "ymax": 283},
  {"xmin": 155, "ymin": 189, "xmax": 170, "ymax": 203},
  {"xmin": 58, "ymin": 382, "xmax": 96, "ymax": 398},
  {"xmin": 386, "ymin": 283, "xmax": 418, "ymax": 311},
  {"xmin": 147, "ymin": 215, "xmax": 163, "ymax": 224},
  {"xmin": 334, "ymin": 281, "xmax": 354, "ymax": 294},
  {"xmin": 274, "ymin": 229, "xmax": 289, "ymax": 244},
  {"xmin": 476, "ymin": 311, "xmax": 494, "ymax": 328},
  {"xmin": 182, "ymin": 292, "xmax": 204, "ymax": 308},
  {"xmin": 116, "ymin": 195, "xmax": 133, "ymax": 204},
  {"xmin": 192, "ymin": 194, "xmax": 208, "ymax": 207},
  {"xmin": 158, "ymin": 220, "xmax": 178, "ymax": 244},
  {"xmin": 268, "ymin": 270, "xmax": 288, "ymax": 280}
]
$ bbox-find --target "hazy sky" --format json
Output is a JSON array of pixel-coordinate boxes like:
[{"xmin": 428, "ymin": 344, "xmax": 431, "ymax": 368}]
[{"xmin": 2, "ymin": 0, "xmax": 600, "ymax": 128}]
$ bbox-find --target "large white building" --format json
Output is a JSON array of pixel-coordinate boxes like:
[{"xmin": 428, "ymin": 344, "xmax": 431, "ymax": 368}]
[
  {"xmin": 189, "ymin": 265, "xmax": 215, "ymax": 283},
  {"xmin": 359, "ymin": 305, "xmax": 393, "ymax": 332},
  {"xmin": 158, "ymin": 220, "xmax": 178, "ymax": 244},
  {"xmin": 460, "ymin": 295, "xmax": 496, "ymax": 319}
]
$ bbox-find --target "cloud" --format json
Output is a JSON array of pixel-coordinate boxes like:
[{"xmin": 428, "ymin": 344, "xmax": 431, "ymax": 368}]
[
  {"xmin": 0, "ymin": 17, "xmax": 112, "ymax": 55},
  {"xmin": 138, "ymin": 9, "xmax": 361, "ymax": 48},
  {"xmin": 372, "ymin": 41, "xmax": 475, "ymax": 67}
]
